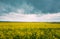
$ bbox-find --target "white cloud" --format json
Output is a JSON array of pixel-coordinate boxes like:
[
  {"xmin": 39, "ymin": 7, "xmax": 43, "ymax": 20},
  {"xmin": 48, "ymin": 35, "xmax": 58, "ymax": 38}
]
[
  {"xmin": 37, "ymin": 13, "xmax": 60, "ymax": 22},
  {"xmin": 0, "ymin": 12, "xmax": 37, "ymax": 21},
  {"xmin": 0, "ymin": 11, "xmax": 60, "ymax": 22}
]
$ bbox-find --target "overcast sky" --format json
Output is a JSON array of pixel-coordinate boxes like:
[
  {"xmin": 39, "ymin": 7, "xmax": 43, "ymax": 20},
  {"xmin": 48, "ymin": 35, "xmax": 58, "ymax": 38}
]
[{"xmin": 0, "ymin": 0, "xmax": 60, "ymax": 22}]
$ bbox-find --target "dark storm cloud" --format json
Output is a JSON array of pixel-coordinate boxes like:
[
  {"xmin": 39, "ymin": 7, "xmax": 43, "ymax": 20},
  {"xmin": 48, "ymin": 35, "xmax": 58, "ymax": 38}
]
[
  {"xmin": 0, "ymin": 0, "xmax": 60, "ymax": 15},
  {"xmin": 27, "ymin": 0, "xmax": 60, "ymax": 13},
  {"xmin": 0, "ymin": 0, "xmax": 24, "ymax": 15}
]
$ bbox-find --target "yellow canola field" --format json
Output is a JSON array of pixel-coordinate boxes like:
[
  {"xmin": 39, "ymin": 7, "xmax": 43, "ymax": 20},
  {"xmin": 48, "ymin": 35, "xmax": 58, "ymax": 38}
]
[
  {"xmin": 0, "ymin": 22, "xmax": 60, "ymax": 28},
  {"xmin": 0, "ymin": 22, "xmax": 60, "ymax": 39}
]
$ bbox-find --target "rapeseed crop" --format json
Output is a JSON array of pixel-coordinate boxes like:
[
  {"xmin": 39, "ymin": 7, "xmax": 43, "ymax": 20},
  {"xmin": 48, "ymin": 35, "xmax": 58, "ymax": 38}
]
[{"xmin": 0, "ymin": 22, "xmax": 60, "ymax": 39}]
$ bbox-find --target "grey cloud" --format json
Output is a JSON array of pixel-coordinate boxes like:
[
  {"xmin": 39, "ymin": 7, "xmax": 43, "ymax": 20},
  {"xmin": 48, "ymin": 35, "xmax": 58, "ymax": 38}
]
[
  {"xmin": 0, "ymin": 0, "xmax": 60, "ymax": 15},
  {"xmin": 27, "ymin": 0, "xmax": 60, "ymax": 13}
]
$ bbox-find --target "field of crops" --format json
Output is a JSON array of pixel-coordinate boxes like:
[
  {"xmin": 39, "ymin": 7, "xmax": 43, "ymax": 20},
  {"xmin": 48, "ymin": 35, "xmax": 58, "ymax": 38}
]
[{"xmin": 0, "ymin": 22, "xmax": 60, "ymax": 39}]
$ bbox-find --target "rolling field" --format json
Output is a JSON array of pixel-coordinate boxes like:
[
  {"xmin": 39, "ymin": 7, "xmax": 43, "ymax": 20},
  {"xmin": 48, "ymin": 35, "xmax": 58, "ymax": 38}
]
[{"xmin": 0, "ymin": 22, "xmax": 60, "ymax": 39}]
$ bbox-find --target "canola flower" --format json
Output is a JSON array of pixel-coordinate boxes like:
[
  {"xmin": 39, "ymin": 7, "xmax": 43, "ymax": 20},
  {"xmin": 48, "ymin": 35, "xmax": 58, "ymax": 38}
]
[{"xmin": 0, "ymin": 22, "xmax": 60, "ymax": 39}]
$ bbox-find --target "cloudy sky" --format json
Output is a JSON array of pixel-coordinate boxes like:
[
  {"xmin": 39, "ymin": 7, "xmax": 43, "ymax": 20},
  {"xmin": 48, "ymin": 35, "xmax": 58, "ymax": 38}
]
[{"xmin": 0, "ymin": 0, "xmax": 60, "ymax": 22}]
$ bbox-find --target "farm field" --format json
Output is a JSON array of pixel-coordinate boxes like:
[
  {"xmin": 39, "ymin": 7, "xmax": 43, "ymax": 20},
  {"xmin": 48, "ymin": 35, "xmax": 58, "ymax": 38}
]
[{"xmin": 0, "ymin": 22, "xmax": 60, "ymax": 39}]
